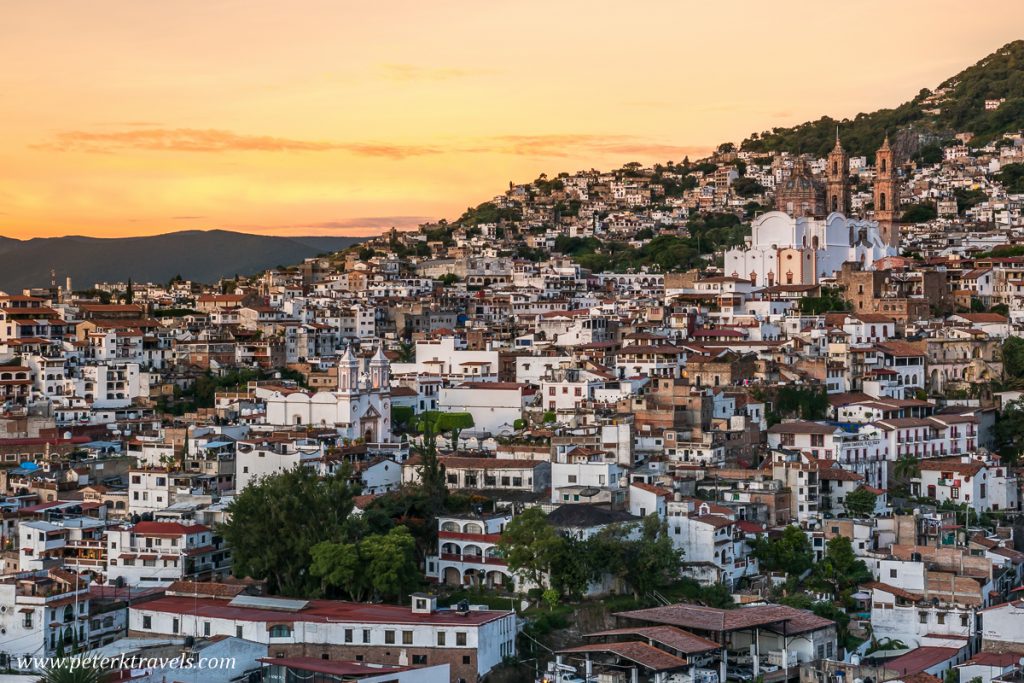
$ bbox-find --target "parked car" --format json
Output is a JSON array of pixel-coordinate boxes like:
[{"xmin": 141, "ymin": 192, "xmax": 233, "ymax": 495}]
[{"xmin": 727, "ymin": 667, "xmax": 754, "ymax": 682}]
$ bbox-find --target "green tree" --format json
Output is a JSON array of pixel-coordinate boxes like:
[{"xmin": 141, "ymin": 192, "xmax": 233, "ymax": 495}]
[
  {"xmin": 413, "ymin": 428, "xmax": 447, "ymax": 507},
  {"xmin": 954, "ymin": 187, "xmax": 987, "ymax": 215},
  {"xmin": 497, "ymin": 507, "xmax": 564, "ymax": 594},
  {"xmin": 395, "ymin": 340, "xmax": 415, "ymax": 362},
  {"xmin": 763, "ymin": 386, "xmax": 830, "ymax": 425},
  {"xmin": 994, "ymin": 399, "xmax": 1024, "ymax": 466},
  {"xmin": 844, "ymin": 487, "xmax": 878, "ymax": 518},
  {"xmin": 438, "ymin": 273, "xmax": 461, "ymax": 286},
  {"xmin": 360, "ymin": 526, "xmax": 420, "ymax": 602},
  {"xmin": 310, "ymin": 541, "xmax": 368, "ymax": 601},
  {"xmin": 417, "ymin": 411, "xmax": 474, "ymax": 442},
  {"xmin": 1002, "ymin": 336, "xmax": 1024, "ymax": 381},
  {"xmin": 593, "ymin": 515, "xmax": 682, "ymax": 599},
  {"xmin": 311, "ymin": 527, "xmax": 419, "ymax": 602},
  {"xmin": 811, "ymin": 536, "xmax": 871, "ymax": 601},
  {"xmin": 124, "ymin": 277, "xmax": 134, "ymax": 304},
  {"xmin": 899, "ymin": 202, "xmax": 937, "ymax": 223},
  {"xmin": 391, "ymin": 405, "xmax": 415, "ymax": 431},
  {"xmin": 542, "ymin": 588, "xmax": 560, "ymax": 611},
  {"xmin": 750, "ymin": 525, "xmax": 813, "ymax": 577},
  {"xmin": 798, "ymin": 287, "xmax": 851, "ymax": 314},
  {"xmin": 732, "ymin": 177, "xmax": 766, "ymax": 198},
  {"xmin": 891, "ymin": 455, "xmax": 920, "ymax": 497},
  {"xmin": 221, "ymin": 466, "xmax": 359, "ymax": 596},
  {"xmin": 548, "ymin": 533, "xmax": 595, "ymax": 600},
  {"xmin": 996, "ymin": 163, "xmax": 1024, "ymax": 193},
  {"xmin": 624, "ymin": 515, "xmax": 683, "ymax": 598}
]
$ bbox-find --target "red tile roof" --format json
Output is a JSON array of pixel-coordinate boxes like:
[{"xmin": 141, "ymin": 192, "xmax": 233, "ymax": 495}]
[
  {"xmin": 885, "ymin": 647, "xmax": 958, "ymax": 676},
  {"xmin": 584, "ymin": 625, "xmax": 720, "ymax": 654},
  {"xmin": 136, "ymin": 595, "xmax": 509, "ymax": 626},
  {"xmin": 558, "ymin": 641, "xmax": 687, "ymax": 672},
  {"xmin": 616, "ymin": 603, "xmax": 834, "ymax": 634},
  {"xmin": 630, "ymin": 482, "xmax": 673, "ymax": 497},
  {"xmin": 256, "ymin": 657, "xmax": 411, "ymax": 677},
  {"xmin": 967, "ymin": 652, "xmax": 1021, "ymax": 667}
]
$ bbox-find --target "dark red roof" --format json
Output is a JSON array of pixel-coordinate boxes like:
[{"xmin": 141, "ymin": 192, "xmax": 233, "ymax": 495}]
[
  {"xmin": 585, "ymin": 625, "xmax": 720, "ymax": 654},
  {"xmin": 136, "ymin": 595, "xmax": 510, "ymax": 626},
  {"xmin": 885, "ymin": 647, "xmax": 958, "ymax": 675},
  {"xmin": 256, "ymin": 657, "xmax": 411, "ymax": 676},
  {"xmin": 616, "ymin": 604, "xmax": 833, "ymax": 634},
  {"xmin": 558, "ymin": 641, "xmax": 687, "ymax": 672}
]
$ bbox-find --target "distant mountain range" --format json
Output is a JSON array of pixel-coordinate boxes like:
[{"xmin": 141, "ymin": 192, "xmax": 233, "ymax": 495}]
[
  {"xmin": 0, "ymin": 230, "xmax": 364, "ymax": 292},
  {"xmin": 740, "ymin": 40, "xmax": 1024, "ymax": 158}
]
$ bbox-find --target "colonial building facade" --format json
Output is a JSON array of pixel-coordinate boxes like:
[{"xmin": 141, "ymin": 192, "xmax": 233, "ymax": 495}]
[{"xmin": 265, "ymin": 345, "xmax": 391, "ymax": 442}]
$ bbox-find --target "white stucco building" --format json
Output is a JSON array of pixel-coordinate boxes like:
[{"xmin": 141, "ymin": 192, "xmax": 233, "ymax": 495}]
[
  {"xmin": 724, "ymin": 211, "xmax": 896, "ymax": 287},
  {"xmin": 265, "ymin": 345, "xmax": 391, "ymax": 442}
]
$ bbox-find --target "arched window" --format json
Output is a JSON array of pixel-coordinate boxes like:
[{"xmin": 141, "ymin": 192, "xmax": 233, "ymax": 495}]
[
  {"xmin": 831, "ymin": 196, "xmax": 838, "ymax": 212},
  {"xmin": 812, "ymin": 236, "xmax": 820, "ymax": 250},
  {"xmin": 832, "ymin": 161, "xmax": 838, "ymax": 174},
  {"xmin": 881, "ymin": 159, "xmax": 887, "ymax": 173},
  {"xmin": 879, "ymin": 193, "xmax": 887, "ymax": 211}
]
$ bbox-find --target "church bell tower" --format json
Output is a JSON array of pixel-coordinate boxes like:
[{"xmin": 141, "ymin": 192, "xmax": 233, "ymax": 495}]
[
  {"xmin": 874, "ymin": 135, "xmax": 899, "ymax": 248},
  {"xmin": 825, "ymin": 128, "xmax": 849, "ymax": 215}
]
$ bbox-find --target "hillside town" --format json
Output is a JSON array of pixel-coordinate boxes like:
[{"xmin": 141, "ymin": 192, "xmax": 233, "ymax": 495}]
[{"xmin": 2, "ymin": 119, "xmax": 1024, "ymax": 683}]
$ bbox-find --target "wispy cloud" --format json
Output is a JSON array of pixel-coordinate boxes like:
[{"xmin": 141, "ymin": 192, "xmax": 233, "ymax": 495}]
[
  {"xmin": 34, "ymin": 127, "xmax": 706, "ymax": 163},
  {"xmin": 94, "ymin": 121, "xmax": 164, "ymax": 127},
  {"xmin": 34, "ymin": 128, "xmax": 442, "ymax": 159},
  {"xmin": 229, "ymin": 216, "xmax": 433, "ymax": 235},
  {"xmin": 379, "ymin": 63, "xmax": 496, "ymax": 82},
  {"xmin": 482, "ymin": 134, "xmax": 707, "ymax": 159},
  {"xmin": 172, "ymin": 215, "xmax": 205, "ymax": 220}
]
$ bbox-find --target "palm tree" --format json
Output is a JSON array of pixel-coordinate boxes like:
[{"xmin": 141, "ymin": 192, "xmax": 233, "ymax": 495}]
[
  {"xmin": 892, "ymin": 455, "xmax": 921, "ymax": 498},
  {"xmin": 395, "ymin": 340, "xmax": 415, "ymax": 363},
  {"xmin": 40, "ymin": 662, "xmax": 106, "ymax": 683}
]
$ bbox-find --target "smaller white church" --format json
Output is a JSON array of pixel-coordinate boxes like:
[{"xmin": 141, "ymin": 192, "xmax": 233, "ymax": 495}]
[
  {"xmin": 723, "ymin": 211, "xmax": 895, "ymax": 287},
  {"xmin": 265, "ymin": 345, "xmax": 392, "ymax": 443}
]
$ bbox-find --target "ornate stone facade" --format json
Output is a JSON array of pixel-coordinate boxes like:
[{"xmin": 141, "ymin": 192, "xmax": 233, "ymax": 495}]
[
  {"xmin": 826, "ymin": 131, "xmax": 850, "ymax": 215},
  {"xmin": 775, "ymin": 158, "xmax": 825, "ymax": 217},
  {"xmin": 874, "ymin": 135, "xmax": 899, "ymax": 248}
]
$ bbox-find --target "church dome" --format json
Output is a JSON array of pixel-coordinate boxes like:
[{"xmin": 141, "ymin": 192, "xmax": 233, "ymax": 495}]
[
  {"xmin": 776, "ymin": 159, "xmax": 825, "ymax": 217},
  {"xmin": 782, "ymin": 169, "xmax": 816, "ymax": 192}
]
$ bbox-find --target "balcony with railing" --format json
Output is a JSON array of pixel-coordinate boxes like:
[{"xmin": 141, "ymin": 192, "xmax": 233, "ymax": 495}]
[{"xmin": 438, "ymin": 552, "xmax": 507, "ymax": 567}]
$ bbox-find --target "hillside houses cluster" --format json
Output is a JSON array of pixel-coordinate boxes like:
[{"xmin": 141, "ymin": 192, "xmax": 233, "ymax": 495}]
[{"xmin": 0, "ymin": 132, "xmax": 1023, "ymax": 682}]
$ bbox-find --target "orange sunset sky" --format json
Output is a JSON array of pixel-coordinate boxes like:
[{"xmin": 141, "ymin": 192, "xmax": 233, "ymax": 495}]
[{"xmin": 1, "ymin": 1, "xmax": 1022, "ymax": 239}]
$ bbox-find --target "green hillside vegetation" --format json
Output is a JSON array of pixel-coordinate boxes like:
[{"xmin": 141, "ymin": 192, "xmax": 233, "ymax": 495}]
[
  {"xmin": 741, "ymin": 41, "xmax": 1024, "ymax": 157},
  {"xmin": 553, "ymin": 213, "xmax": 748, "ymax": 273},
  {"xmin": 996, "ymin": 163, "xmax": 1024, "ymax": 193}
]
